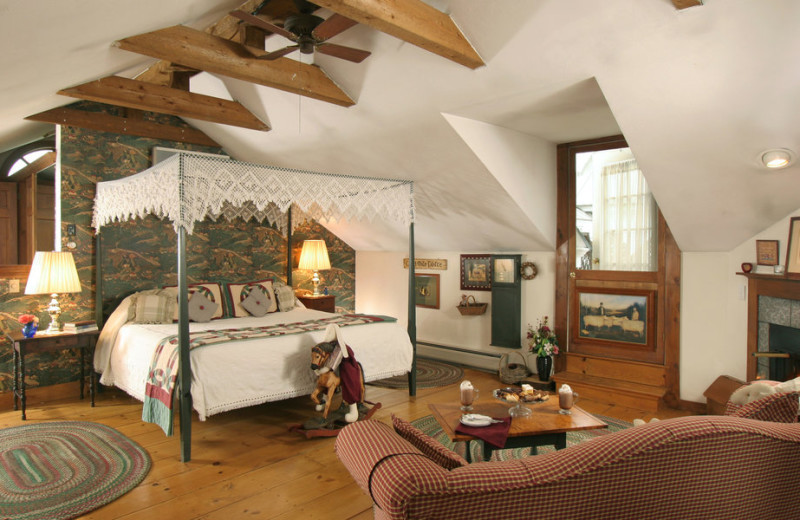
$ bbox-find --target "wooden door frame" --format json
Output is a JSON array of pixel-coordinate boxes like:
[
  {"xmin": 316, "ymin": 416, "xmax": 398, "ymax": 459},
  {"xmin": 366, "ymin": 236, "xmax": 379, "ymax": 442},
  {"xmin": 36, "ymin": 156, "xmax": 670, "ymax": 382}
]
[{"xmin": 555, "ymin": 136, "xmax": 681, "ymax": 406}]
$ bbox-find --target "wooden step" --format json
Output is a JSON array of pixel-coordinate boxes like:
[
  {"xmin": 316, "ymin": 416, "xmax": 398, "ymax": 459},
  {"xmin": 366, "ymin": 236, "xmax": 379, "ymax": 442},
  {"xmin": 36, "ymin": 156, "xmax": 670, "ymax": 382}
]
[{"xmin": 553, "ymin": 371, "xmax": 665, "ymax": 412}]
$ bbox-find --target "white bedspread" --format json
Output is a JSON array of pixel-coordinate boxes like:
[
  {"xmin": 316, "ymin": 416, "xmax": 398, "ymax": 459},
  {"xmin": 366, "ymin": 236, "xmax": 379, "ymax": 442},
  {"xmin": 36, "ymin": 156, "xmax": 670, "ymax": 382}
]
[{"xmin": 94, "ymin": 304, "xmax": 413, "ymax": 420}]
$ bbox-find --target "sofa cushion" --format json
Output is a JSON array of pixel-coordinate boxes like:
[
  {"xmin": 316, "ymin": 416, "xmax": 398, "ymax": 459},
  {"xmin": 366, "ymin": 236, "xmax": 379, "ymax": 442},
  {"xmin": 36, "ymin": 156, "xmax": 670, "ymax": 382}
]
[{"xmin": 391, "ymin": 414, "xmax": 467, "ymax": 470}]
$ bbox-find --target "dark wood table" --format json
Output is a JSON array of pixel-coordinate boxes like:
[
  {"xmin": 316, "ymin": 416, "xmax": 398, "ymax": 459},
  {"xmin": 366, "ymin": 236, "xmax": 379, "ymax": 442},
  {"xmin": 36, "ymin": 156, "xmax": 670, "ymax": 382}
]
[
  {"xmin": 428, "ymin": 397, "xmax": 607, "ymax": 462},
  {"xmin": 298, "ymin": 294, "xmax": 335, "ymax": 313},
  {"xmin": 5, "ymin": 329, "xmax": 100, "ymax": 420}
]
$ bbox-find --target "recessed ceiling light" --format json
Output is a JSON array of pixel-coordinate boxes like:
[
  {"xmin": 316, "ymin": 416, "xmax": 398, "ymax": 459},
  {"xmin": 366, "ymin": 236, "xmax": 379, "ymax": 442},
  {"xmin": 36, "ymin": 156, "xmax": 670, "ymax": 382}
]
[{"xmin": 761, "ymin": 148, "xmax": 794, "ymax": 169}]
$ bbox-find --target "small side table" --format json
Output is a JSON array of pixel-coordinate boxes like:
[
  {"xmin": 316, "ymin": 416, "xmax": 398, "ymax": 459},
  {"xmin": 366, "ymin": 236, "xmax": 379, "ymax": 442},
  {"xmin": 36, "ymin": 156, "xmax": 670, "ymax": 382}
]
[
  {"xmin": 4, "ymin": 329, "xmax": 100, "ymax": 420},
  {"xmin": 298, "ymin": 294, "xmax": 336, "ymax": 313}
]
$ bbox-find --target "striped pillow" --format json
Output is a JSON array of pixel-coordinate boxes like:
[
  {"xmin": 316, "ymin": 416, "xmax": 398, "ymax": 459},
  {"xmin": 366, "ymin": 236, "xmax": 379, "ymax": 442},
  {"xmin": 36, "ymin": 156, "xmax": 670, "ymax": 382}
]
[
  {"xmin": 133, "ymin": 294, "xmax": 175, "ymax": 324},
  {"xmin": 391, "ymin": 414, "xmax": 468, "ymax": 470}
]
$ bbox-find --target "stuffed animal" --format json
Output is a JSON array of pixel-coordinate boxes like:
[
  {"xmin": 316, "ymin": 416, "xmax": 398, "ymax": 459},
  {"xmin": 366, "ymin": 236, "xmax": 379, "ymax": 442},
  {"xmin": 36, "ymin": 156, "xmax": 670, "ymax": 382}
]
[
  {"xmin": 729, "ymin": 381, "xmax": 778, "ymax": 405},
  {"xmin": 310, "ymin": 324, "xmax": 365, "ymax": 423}
]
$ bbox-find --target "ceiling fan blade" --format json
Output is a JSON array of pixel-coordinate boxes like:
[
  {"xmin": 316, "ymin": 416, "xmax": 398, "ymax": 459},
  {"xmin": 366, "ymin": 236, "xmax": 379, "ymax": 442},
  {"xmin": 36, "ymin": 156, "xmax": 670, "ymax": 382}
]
[
  {"xmin": 258, "ymin": 45, "xmax": 300, "ymax": 60},
  {"xmin": 230, "ymin": 10, "xmax": 296, "ymax": 41},
  {"xmin": 316, "ymin": 42, "xmax": 371, "ymax": 63},
  {"xmin": 312, "ymin": 14, "xmax": 358, "ymax": 41}
]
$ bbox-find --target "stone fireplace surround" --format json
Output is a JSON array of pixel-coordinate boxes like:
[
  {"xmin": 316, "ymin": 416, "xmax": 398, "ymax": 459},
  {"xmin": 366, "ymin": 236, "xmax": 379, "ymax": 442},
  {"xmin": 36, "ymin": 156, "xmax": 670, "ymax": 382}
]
[{"xmin": 743, "ymin": 273, "xmax": 800, "ymax": 381}]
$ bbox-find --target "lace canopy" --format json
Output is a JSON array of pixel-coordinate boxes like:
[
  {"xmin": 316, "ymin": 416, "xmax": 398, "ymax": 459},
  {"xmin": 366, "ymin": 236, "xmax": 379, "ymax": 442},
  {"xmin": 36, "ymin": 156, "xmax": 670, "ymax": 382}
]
[{"xmin": 93, "ymin": 153, "xmax": 415, "ymax": 234}]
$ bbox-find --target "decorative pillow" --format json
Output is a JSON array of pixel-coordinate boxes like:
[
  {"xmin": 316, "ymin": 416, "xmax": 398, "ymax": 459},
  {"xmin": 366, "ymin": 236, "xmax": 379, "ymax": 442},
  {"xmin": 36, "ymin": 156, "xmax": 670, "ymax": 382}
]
[
  {"xmin": 133, "ymin": 294, "xmax": 175, "ymax": 324},
  {"xmin": 163, "ymin": 283, "xmax": 225, "ymax": 321},
  {"xmin": 227, "ymin": 279, "xmax": 277, "ymax": 317},
  {"xmin": 240, "ymin": 285, "xmax": 270, "ymax": 317},
  {"xmin": 274, "ymin": 284, "xmax": 297, "ymax": 312},
  {"xmin": 391, "ymin": 414, "xmax": 468, "ymax": 470},
  {"xmin": 188, "ymin": 290, "xmax": 219, "ymax": 322}
]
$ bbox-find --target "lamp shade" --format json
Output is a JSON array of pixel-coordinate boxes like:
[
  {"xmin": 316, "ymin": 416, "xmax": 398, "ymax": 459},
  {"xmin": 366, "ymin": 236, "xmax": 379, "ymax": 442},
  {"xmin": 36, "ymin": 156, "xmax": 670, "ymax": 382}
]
[
  {"xmin": 298, "ymin": 240, "xmax": 331, "ymax": 271},
  {"xmin": 25, "ymin": 251, "xmax": 82, "ymax": 295}
]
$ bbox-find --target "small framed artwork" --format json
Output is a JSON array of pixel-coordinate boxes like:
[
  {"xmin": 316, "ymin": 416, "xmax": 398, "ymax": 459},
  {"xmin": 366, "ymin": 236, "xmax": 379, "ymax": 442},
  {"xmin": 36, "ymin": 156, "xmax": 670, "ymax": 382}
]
[
  {"xmin": 460, "ymin": 254, "xmax": 492, "ymax": 291},
  {"xmin": 415, "ymin": 273, "xmax": 440, "ymax": 309},
  {"xmin": 492, "ymin": 257, "xmax": 517, "ymax": 284},
  {"xmin": 785, "ymin": 217, "xmax": 800, "ymax": 278},
  {"xmin": 756, "ymin": 239, "xmax": 780, "ymax": 266}
]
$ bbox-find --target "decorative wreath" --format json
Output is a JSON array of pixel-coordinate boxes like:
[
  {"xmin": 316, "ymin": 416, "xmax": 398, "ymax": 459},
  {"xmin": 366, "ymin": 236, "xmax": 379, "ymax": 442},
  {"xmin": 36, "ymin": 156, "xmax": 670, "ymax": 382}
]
[{"xmin": 520, "ymin": 261, "xmax": 537, "ymax": 280}]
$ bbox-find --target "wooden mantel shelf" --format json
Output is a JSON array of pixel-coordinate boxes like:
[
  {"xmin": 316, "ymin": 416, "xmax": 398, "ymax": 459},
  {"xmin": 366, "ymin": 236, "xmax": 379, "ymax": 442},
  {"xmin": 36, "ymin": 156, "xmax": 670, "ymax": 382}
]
[{"xmin": 736, "ymin": 272, "xmax": 800, "ymax": 282}]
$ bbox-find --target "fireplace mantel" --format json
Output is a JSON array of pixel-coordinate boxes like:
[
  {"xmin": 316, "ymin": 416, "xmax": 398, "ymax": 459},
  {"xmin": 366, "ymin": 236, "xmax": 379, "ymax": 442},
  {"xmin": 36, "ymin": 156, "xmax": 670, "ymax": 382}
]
[{"xmin": 738, "ymin": 272, "xmax": 800, "ymax": 380}]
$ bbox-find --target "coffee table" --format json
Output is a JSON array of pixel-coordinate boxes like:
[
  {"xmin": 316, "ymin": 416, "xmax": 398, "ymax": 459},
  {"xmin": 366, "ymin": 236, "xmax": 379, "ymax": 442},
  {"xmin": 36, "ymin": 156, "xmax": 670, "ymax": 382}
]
[{"xmin": 428, "ymin": 398, "xmax": 607, "ymax": 462}]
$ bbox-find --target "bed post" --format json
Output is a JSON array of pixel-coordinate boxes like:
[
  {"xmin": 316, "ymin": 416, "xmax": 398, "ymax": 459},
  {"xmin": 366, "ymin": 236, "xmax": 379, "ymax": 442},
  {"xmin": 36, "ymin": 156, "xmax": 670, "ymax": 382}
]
[
  {"xmin": 407, "ymin": 221, "xmax": 417, "ymax": 396},
  {"xmin": 95, "ymin": 232, "xmax": 103, "ymax": 327},
  {"xmin": 177, "ymin": 156, "xmax": 192, "ymax": 463},
  {"xmin": 286, "ymin": 206, "xmax": 292, "ymax": 285}
]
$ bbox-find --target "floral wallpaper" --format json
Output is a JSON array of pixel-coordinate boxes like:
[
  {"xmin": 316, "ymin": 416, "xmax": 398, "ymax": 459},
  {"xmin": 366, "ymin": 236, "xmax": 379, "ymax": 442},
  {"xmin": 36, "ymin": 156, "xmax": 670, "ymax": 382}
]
[{"xmin": 0, "ymin": 101, "xmax": 355, "ymax": 393}]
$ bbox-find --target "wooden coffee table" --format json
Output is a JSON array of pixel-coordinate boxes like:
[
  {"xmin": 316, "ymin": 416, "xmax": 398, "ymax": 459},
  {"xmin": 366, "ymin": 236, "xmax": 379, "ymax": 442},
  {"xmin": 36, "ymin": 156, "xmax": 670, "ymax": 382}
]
[{"xmin": 428, "ymin": 398, "xmax": 607, "ymax": 462}]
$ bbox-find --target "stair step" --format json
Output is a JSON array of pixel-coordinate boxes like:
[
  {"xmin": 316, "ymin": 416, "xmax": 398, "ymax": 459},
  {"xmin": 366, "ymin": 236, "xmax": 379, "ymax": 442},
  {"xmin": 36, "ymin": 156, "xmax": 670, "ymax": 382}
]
[{"xmin": 553, "ymin": 371, "xmax": 665, "ymax": 412}]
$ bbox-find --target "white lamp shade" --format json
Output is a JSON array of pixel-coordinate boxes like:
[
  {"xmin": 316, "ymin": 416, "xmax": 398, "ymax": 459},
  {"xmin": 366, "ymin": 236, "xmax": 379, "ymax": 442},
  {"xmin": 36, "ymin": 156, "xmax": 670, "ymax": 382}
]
[
  {"xmin": 298, "ymin": 240, "xmax": 331, "ymax": 271},
  {"xmin": 25, "ymin": 251, "xmax": 82, "ymax": 295}
]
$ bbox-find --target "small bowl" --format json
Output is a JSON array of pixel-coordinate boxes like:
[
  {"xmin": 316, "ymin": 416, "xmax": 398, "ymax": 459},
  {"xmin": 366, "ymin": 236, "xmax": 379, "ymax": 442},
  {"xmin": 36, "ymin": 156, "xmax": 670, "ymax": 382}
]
[{"xmin": 741, "ymin": 262, "xmax": 753, "ymax": 273}]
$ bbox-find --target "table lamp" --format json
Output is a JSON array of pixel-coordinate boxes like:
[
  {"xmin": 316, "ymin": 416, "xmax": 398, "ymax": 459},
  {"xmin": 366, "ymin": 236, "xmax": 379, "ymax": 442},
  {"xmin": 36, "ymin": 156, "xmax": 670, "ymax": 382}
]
[
  {"xmin": 298, "ymin": 240, "xmax": 331, "ymax": 296},
  {"xmin": 25, "ymin": 251, "xmax": 82, "ymax": 334}
]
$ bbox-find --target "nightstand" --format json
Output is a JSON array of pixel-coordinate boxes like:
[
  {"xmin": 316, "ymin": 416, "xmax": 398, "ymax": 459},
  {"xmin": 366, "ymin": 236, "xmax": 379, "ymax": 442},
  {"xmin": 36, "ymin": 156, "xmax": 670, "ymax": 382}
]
[
  {"xmin": 298, "ymin": 294, "xmax": 336, "ymax": 313},
  {"xmin": 4, "ymin": 329, "xmax": 100, "ymax": 420}
]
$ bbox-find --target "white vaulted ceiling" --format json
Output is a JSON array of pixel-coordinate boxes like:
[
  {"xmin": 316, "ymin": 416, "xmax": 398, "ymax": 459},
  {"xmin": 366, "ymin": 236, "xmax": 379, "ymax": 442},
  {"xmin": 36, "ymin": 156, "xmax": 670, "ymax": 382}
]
[{"xmin": 1, "ymin": 0, "xmax": 799, "ymax": 252}]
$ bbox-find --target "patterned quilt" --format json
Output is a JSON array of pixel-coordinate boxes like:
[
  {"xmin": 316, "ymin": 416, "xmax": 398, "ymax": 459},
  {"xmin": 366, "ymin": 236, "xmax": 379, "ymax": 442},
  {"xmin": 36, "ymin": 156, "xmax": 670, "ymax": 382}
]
[{"xmin": 142, "ymin": 314, "xmax": 396, "ymax": 435}]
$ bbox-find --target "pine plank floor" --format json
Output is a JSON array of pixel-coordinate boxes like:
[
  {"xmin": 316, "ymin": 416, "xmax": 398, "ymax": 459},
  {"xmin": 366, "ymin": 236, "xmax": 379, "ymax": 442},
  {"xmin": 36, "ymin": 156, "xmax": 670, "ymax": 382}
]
[{"xmin": 0, "ymin": 367, "xmax": 694, "ymax": 519}]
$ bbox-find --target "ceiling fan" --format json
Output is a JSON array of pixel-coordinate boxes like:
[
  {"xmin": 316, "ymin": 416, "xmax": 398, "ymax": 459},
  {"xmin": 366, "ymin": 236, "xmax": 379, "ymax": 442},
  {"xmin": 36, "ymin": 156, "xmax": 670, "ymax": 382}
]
[{"xmin": 231, "ymin": 1, "xmax": 371, "ymax": 63}]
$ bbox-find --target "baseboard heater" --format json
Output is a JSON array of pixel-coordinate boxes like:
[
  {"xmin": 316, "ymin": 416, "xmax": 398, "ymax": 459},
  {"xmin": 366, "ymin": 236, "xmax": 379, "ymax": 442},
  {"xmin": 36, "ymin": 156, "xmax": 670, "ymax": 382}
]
[{"xmin": 417, "ymin": 341, "xmax": 501, "ymax": 371}]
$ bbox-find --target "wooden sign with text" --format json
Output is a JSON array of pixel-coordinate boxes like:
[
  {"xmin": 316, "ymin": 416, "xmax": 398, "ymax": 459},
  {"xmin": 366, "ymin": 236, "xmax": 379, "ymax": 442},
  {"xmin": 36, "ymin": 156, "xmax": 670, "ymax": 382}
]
[{"xmin": 403, "ymin": 258, "xmax": 448, "ymax": 270}]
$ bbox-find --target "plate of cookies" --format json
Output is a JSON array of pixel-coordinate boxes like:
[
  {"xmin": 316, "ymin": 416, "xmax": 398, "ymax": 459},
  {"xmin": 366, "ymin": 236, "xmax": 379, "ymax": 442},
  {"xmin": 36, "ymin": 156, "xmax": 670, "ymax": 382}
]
[{"xmin": 493, "ymin": 384, "xmax": 550, "ymax": 404}]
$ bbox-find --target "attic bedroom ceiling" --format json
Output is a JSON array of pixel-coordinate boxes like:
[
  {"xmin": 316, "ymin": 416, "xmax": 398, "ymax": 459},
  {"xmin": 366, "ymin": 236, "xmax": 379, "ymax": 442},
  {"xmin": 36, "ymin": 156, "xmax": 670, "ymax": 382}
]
[{"xmin": 2, "ymin": 0, "xmax": 799, "ymax": 253}]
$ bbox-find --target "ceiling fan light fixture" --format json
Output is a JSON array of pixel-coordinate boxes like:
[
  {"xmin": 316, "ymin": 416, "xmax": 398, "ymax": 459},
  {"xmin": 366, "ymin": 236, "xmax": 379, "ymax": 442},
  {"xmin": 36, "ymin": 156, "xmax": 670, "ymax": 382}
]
[{"xmin": 761, "ymin": 148, "xmax": 794, "ymax": 169}]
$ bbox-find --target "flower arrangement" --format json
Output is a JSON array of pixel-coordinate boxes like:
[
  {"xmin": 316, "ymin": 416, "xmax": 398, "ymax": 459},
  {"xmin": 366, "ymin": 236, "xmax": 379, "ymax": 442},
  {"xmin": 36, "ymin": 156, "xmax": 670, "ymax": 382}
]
[
  {"xmin": 527, "ymin": 316, "xmax": 559, "ymax": 358},
  {"xmin": 18, "ymin": 314, "xmax": 38, "ymax": 326}
]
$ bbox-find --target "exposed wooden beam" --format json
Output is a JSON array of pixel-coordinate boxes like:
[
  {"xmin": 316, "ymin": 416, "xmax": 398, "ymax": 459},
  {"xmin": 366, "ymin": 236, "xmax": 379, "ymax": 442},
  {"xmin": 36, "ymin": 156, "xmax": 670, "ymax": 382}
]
[
  {"xmin": 57, "ymin": 76, "xmax": 270, "ymax": 132},
  {"xmin": 313, "ymin": 0, "xmax": 484, "ymax": 69},
  {"xmin": 115, "ymin": 25, "xmax": 355, "ymax": 107},
  {"xmin": 26, "ymin": 107, "xmax": 219, "ymax": 147},
  {"xmin": 12, "ymin": 151, "xmax": 56, "ymax": 182},
  {"xmin": 672, "ymin": 0, "xmax": 703, "ymax": 9}
]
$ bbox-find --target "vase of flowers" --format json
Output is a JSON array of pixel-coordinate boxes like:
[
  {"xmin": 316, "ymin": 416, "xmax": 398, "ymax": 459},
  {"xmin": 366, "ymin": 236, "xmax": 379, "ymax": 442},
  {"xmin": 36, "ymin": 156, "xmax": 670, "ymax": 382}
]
[
  {"xmin": 527, "ymin": 316, "xmax": 559, "ymax": 382},
  {"xmin": 19, "ymin": 314, "xmax": 39, "ymax": 339}
]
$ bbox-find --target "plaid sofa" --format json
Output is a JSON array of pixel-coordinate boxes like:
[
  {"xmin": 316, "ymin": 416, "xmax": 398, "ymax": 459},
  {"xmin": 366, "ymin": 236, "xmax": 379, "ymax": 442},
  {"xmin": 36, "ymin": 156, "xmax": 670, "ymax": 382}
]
[
  {"xmin": 724, "ymin": 390, "xmax": 800, "ymax": 422},
  {"xmin": 335, "ymin": 416, "xmax": 800, "ymax": 520}
]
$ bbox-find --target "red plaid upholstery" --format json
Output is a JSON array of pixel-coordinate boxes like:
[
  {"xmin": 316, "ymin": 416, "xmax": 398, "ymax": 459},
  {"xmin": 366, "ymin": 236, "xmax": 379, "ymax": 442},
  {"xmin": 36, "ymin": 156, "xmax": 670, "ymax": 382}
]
[
  {"xmin": 391, "ymin": 414, "xmax": 468, "ymax": 470},
  {"xmin": 337, "ymin": 416, "xmax": 800, "ymax": 520},
  {"xmin": 725, "ymin": 391, "xmax": 800, "ymax": 422}
]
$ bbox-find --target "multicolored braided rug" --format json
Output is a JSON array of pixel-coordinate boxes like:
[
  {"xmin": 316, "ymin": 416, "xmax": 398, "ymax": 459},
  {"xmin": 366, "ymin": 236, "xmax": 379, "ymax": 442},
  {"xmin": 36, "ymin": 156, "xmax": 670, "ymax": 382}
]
[
  {"xmin": 412, "ymin": 414, "xmax": 632, "ymax": 461},
  {"xmin": 368, "ymin": 358, "xmax": 464, "ymax": 389},
  {"xmin": 0, "ymin": 421, "xmax": 151, "ymax": 520}
]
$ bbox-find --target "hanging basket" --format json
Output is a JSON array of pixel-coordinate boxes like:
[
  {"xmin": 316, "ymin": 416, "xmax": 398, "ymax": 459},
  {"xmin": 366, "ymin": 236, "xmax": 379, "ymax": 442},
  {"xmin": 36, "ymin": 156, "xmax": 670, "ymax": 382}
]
[
  {"xmin": 498, "ymin": 351, "xmax": 530, "ymax": 384},
  {"xmin": 457, "ymin": 295, "xmax": 487, "ymax": 316}
]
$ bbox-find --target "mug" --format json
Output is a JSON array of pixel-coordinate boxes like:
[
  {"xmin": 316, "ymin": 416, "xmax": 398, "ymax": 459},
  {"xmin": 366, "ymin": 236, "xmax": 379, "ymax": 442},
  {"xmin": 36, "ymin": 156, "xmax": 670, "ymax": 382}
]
[
  {"xmin": 459, "ymin": 381, "xmax": 478, "ymax": 412},
  {"xmin": 558, "ymin": 388, "xmax": 579, "ymax": 415}
]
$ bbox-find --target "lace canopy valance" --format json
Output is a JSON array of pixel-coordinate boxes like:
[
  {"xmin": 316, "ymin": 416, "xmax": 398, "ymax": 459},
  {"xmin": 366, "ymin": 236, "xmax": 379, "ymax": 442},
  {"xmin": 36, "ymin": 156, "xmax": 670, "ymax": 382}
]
[{"xmin": 93, "ymin": 153, "xmax": 415, "ymax": 234}]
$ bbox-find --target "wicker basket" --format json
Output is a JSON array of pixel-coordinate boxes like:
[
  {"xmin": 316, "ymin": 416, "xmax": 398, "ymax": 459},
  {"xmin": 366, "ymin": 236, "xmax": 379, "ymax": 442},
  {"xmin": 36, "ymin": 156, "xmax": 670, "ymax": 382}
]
[
  {"xmin": 457, "ymin": 295, "xmax": 487, "ymax": 315},
  {"xmin": 498, "ymin": 351, "xmax": 530, "ymax": 384}
]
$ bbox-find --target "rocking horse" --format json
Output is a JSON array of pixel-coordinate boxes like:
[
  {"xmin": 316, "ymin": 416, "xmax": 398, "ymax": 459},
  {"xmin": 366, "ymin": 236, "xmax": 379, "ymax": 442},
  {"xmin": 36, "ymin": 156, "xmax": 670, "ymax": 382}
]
[{"xmin": 310, "ymin": 324, "xmax": 365, "ymax": 423}]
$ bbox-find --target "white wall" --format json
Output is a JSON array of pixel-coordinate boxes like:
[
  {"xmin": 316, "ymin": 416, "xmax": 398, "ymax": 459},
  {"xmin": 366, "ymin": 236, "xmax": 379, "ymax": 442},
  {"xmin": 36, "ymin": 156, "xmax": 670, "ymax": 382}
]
[
  {"xmin": 680, "ymin": 208, "xmax": 800, "ymax": 402},
  {"xmin": 356, "ymin": 250, "xmax": 555, "ymax": 363}
]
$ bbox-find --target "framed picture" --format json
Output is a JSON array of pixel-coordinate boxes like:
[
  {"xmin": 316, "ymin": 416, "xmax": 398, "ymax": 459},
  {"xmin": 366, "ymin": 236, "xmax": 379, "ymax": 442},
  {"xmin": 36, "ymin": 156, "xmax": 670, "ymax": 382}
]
[
  {"xmin": 415, "ymin": 273, "xmax": 440, "ymax": 309},
  {"xmin": 785, "ymin": 217, "xmax": 800, "ymax": 278},
  {"xmin": 574, "ymin": 289, "xmax": 653, "ymax": 346},
  {"xmin": 492, "ymin": 257, "xmax": 517, "ymax": 284},
  {"xmin": 756, "ymin": 239, "xmax": 780, "ymax": 266},
  {"xmin": 460, "ymin": 254, "xmax": 492, "ymax": 291}
]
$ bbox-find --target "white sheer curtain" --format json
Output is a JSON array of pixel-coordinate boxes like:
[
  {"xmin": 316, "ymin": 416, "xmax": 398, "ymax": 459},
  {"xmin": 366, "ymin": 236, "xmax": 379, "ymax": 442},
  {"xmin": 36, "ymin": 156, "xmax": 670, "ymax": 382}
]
[{"xmin": 592, "ymin": 158, "xmax": 656, "ymax": 271}]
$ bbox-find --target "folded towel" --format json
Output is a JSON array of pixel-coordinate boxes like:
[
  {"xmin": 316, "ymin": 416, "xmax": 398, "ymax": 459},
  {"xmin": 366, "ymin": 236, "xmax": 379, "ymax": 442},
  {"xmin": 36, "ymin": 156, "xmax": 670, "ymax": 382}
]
[{"xmin": 455, "ymin": 416, "xmax": 511, "ymax": 448}]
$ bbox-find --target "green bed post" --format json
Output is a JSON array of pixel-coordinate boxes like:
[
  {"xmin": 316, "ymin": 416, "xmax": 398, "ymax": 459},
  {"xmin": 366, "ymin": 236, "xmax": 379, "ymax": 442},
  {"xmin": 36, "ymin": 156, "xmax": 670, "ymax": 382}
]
[
  {"xmin": 407, "ymin": 221, "xmax": 417, "ymax": 396},
  {"xmin": 95, "ymin": 233, "xmax": 103, "ymax": 327},
  {"xmin": 177, "ymin": 156, "xmax": 192, "ymax": 463},
  {"xmin": 286, "ymin": 206, "xmax": 292, "ymax": 285}
]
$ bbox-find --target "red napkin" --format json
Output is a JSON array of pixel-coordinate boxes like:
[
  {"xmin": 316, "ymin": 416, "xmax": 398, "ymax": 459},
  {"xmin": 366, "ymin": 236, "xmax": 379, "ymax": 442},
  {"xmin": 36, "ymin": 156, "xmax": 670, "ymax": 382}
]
[{"xmin": 455, "ymin": 416, "xmax": 511, "ymax": 449}]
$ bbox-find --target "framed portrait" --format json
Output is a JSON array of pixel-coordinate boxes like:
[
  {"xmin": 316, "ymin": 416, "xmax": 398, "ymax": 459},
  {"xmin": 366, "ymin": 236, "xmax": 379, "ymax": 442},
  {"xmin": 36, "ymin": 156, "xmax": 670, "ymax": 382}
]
[
  {"xmin": 574, "ymin": 289, "xmax": 653, "ymax": 347},
  {"xmin": 785, "ymin": 217, "xmax": 800, "ymax": 278},
  {"xmin": 756, "ymin": 239, "xmax": 780, "ymax": 266},
  {"xmin": 460, "ymin": 254, "xmax": 492, "ymax": 291},
  {"xmin": 415, "ymin": 273, "xmax": 440, "ymax": 309}
]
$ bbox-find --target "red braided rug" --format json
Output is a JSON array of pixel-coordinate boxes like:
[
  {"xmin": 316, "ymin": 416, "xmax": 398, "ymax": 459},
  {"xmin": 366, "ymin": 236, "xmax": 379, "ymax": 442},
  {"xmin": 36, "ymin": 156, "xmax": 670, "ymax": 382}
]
[{"xmin": 0, "ymin": 421, "xmax": 151, "ymax": 520}]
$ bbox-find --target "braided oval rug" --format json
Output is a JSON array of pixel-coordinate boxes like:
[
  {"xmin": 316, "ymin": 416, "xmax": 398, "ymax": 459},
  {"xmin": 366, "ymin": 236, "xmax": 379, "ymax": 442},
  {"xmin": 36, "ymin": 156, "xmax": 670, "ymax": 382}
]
[
  {"xmin": 0, "ymin": 421, "xmax": 151, "ymax": 520},
  {"xmin": 368, "ymin": 358, "xmax": 464, "ymax": 389}
]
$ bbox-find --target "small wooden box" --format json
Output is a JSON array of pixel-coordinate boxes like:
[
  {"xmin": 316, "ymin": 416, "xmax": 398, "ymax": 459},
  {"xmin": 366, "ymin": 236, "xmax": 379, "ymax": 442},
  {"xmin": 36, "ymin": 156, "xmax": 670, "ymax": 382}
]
[
  {"xmin": 703, "ymin": 375, "xmax": 746, "ymax": 415},
  {"xmin": 298, "ymin": 294, "xmax": 335, "ymax": 313}
]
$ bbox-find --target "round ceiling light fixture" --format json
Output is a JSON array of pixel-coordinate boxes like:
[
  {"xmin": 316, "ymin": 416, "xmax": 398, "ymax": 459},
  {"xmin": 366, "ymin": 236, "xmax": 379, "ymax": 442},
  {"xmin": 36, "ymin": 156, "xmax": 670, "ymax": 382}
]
[{"xmin": 760, "ymin": 148, "xmax": 794, "ymax": 169}]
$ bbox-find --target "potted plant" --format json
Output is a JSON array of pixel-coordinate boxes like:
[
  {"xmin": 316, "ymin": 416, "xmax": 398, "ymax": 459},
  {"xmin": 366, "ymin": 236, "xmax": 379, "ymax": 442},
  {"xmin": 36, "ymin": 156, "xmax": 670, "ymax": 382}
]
[{"xmin": 527, "ymin": 316, "xmax": 559, "ymax": 382}]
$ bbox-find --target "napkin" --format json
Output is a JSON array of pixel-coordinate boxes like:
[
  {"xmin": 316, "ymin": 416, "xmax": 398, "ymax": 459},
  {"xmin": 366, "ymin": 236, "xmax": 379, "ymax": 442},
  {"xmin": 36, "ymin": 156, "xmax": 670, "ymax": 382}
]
[{"xmin": 455, "ymin": 416, "xmax": 511, "ymax": 449}]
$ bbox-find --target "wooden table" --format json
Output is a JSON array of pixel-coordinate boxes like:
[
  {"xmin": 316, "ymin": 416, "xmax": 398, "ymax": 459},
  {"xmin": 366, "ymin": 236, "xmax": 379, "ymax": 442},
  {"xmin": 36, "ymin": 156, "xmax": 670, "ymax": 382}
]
[
  {"xmin": 5, "ymin": 329, "xmax": 100, "ymax": 420},
  {"xmin": 428, "ymin": 398, "xmax": 607, "ymax": 462},
  {"xmin": 298, "ymin": 294, "xmax": 335, "ymax": 313}
]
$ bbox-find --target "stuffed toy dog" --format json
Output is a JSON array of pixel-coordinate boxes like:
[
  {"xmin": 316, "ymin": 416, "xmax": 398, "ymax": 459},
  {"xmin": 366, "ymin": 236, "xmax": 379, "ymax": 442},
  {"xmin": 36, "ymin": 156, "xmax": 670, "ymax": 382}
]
[{"xmin": 310, "ymin": 324, "xmax": 365, "ymax": 422}]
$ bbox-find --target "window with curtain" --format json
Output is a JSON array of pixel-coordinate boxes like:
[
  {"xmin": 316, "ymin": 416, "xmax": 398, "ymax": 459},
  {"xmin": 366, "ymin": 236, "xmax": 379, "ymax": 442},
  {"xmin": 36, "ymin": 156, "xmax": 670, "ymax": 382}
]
[{"xmin": 576, "ymin": 149, "xmax": 657, "ymax": 271}]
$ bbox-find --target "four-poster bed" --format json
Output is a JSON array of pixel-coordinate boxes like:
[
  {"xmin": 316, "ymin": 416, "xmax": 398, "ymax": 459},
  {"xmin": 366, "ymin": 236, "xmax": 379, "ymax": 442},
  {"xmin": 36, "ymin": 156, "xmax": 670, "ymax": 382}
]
[{"xmin": 92, "ymin": 152, "xmax": 418, "ymax": 461}]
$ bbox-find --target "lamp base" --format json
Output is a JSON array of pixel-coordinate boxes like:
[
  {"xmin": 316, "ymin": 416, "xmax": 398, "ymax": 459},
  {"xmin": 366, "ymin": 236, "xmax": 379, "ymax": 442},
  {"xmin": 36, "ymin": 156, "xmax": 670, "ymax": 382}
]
[
  {"xmin": 45, "ymin": 293, "xmax": 62, "ymax": 334},
  {"xmin": 311, "ymin": 271, "xmax": 322, "ymax": 297}
]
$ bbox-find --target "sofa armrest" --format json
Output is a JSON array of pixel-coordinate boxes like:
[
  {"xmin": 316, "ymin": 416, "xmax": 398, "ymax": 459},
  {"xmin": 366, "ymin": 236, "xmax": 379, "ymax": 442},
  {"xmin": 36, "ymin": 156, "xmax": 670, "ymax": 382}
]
[{"xmin": 726, "ymin": 391, "xmax": 800, "ymax": 422}]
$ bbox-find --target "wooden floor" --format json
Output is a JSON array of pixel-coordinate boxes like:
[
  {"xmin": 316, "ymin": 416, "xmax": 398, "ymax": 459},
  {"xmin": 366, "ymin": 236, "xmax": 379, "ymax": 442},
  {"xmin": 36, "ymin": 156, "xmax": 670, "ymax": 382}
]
[{"xmin": 0, "ymin": 367, "xmax": 694, "ymax": 520}]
